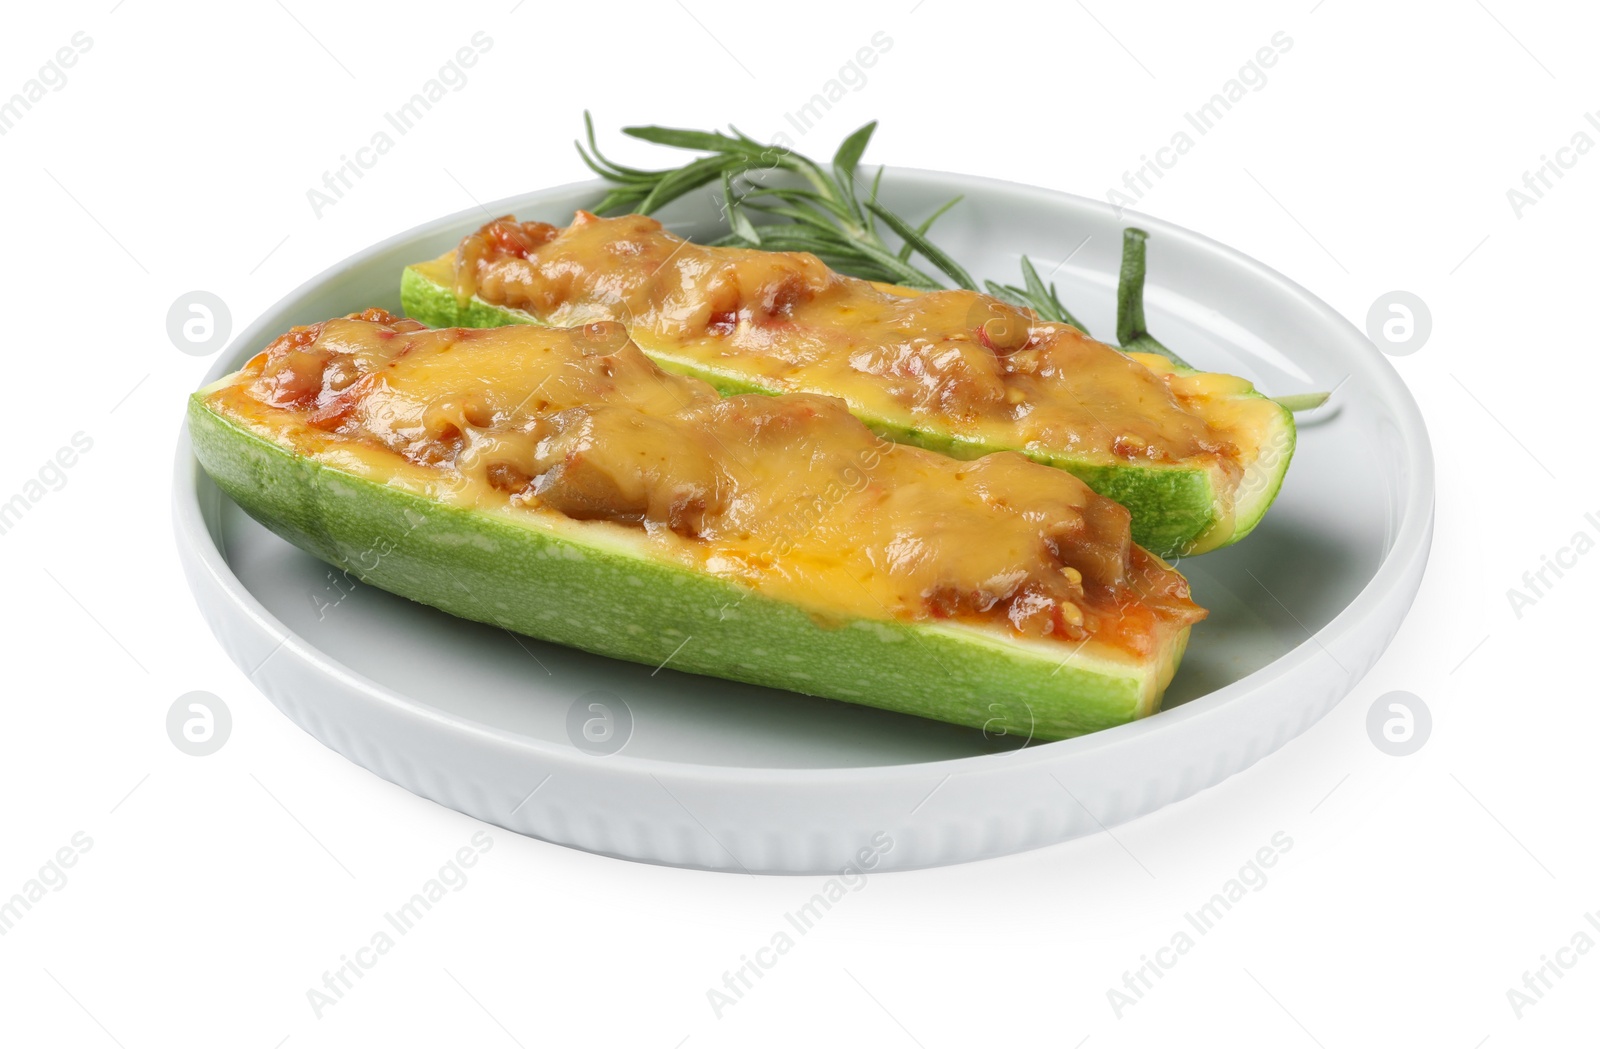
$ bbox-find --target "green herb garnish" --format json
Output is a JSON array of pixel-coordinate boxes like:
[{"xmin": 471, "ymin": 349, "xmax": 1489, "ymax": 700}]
[
  {"xmin": 580, "ymin": 114, "xmax": 946, "ymax": 290},
  {"xmin": 578, "ymin": 115, "xmax": 1326, "ymax": 410},
  {"xmin": 1116, "ymin": 228, "xmax": 1189, "ymax": 369},
  {"xmin": 1117, "ymin": 228, "xmax": 1327, "ymax": 410},
  {"xmin": 985, "ymin": 255, "xmax": 1088, "ymax": 331},
  {"xmin": 579, "ymin": 113, "xmax": 1076, "ymax": 319}
]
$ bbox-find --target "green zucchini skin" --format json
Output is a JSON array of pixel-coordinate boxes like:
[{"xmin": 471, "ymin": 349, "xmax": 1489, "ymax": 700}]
[
  {"xmin": 400, "ymin": 265, "xmax": 1294, "ymax": 558},
  {"xmin": 189, "ymin": 392, "xmax": 1189, "ymax": 741}
]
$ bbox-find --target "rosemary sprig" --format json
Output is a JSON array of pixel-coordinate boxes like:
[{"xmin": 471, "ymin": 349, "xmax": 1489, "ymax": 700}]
[
  {"xmin": 577, "ymin": 112, "xmax": 1071, "ymax": 306},
  {"xmin": 579, "ymin": 112, "xmax": 949, "ymax": 289},
  {"xmin": 577, "ymin": 115, "xmax": 1327, "ymax": 410}
]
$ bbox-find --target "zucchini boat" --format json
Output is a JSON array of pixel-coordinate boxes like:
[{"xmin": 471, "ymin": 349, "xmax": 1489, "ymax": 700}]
[
  {"xmin": 401, "ymin": 213, "xmax": 1296, "ymax": 558},
  {"xmin": 190, "ymin": 309, "xmax": 1205, "ymax": 740}
]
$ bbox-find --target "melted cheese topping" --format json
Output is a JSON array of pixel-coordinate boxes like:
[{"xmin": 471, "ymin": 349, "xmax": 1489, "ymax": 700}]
[
  {"xmin": 442, "ymin": 213, "xmax": 1266, "ymax": 497},
  {"xmin": 209, "ymin": 310, "xmax": 1204, "ymax": 656}
]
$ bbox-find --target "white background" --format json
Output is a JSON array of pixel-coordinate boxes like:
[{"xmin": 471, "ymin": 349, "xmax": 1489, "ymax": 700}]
[{"xmin": 1, "ymin": 0, "xmax": 1594, "ymax": 1045}]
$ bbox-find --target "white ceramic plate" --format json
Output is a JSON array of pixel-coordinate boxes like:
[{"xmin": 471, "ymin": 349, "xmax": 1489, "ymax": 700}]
[{"xmin": 174, "ymin": 170, "xmax": 1432, "ymax": 873}]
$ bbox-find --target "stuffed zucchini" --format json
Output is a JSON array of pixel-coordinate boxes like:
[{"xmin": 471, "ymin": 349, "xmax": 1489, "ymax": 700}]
[
  {"xmin": 401, "ymin": 213, "xmax": 1295, "ymax": 558},
  {"xmin": 190, "ymin": 310, "xmax": 1204, "ymax": 739}
]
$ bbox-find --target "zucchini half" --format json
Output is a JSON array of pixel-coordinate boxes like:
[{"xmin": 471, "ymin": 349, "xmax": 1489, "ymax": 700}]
[
  {"xmin": 190, "ymin": 394, "xmax": 1190, "ymax": 740},
  {"xmin": 401, "ymin": 255, "xmax": 1295, "ymax": 559},
  {"xmin": 189, "ymin": 301, "xmax": 1205, "ymax": 743}
]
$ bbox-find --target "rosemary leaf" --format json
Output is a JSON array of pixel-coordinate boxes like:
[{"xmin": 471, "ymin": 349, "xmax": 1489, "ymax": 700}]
[
  {"xmin": 721, "ymin": 171, "xmax": 761, "ymax": 245},
  {"xmin": 832, "ymin": 120, "xmax": 877, "ymax": 216},
  {"xmin": 636, "ymin": 154, "xmax": 741, "ymax": 216},
  {"xmin": 865, "ymin": 201, "xmax": 978, "ymax": 290},
  {"xmin": 745, "ymin": 186, "xmax": 858, "ymax": 224},
  {"xmin": 1019, "ymin": 255, "xmax": 1087, "ymax": 331},
  {"xmin": 897, "ymin": 195, "xmax": 963, "ymax": 262},
  {"xmin": 623, "ymin": 124, "xmax": 754, "ymax": 152},
  {"xmin": 740, "ymin": 201, "xmax": 858, "ymax": 238},
  {"xmin": 983, "ymin": 280, "xmax": 1028, "ymax": 306},
  {"xmin": 866, "ymin": 166, "xmax": 884, "ymax": 240},
  {"xmin": 1116, "ymin": 228, "xmax": 1191, "ymax": 368},
  {"xmin": 577, "ymin": 111, "xmax": 668, "ymax": 182}
]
